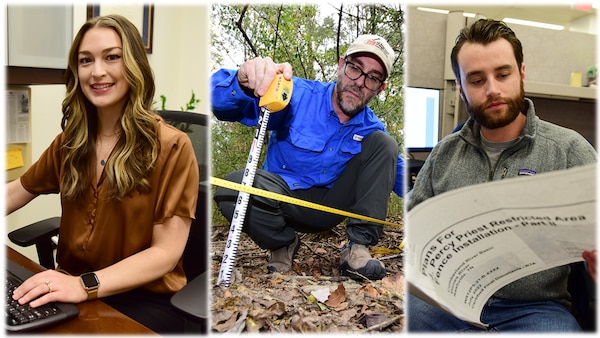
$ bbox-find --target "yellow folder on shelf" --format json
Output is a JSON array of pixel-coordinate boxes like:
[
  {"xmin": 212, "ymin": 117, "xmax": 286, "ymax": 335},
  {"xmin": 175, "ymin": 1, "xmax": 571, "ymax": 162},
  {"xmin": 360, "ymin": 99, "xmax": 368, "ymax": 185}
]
[{"xmin": 6, "ymin": 148, "xmax": 24, "ymax": 170}]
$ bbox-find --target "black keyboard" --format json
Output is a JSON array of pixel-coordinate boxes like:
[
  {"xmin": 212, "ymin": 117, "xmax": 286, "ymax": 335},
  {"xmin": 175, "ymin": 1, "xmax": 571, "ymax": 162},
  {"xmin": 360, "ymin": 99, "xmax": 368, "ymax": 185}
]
[{"xmin": 5, "ymin": 261, "xmax": 79, "ymax": 332}]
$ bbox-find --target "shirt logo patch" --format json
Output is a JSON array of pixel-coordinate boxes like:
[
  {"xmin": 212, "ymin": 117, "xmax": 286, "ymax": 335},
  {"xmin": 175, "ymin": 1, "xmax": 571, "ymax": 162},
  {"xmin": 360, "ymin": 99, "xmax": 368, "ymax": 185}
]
[
  {"xmin": 518, "ymin": 169, "xmax": 536, "ymax": 176},
  {"xmin": 353, "ymin": 134, "xmax": 364, "ymax": 142}
]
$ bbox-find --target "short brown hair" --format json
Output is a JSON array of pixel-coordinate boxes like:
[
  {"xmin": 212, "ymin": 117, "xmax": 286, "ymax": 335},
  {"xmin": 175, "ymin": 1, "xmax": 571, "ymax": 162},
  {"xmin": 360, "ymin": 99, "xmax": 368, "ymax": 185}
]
[{"xmin": 450, "ymin": 19, "xmax": 524, "ymax": 83}]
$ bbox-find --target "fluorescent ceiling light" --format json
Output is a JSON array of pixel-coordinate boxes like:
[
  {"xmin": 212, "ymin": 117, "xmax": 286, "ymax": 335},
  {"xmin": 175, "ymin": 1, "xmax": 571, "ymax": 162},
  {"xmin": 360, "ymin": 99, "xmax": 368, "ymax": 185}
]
[
  {"xmin": 503, "ymin": 17, "xmax": 564, "ymax": 30},
  {"xmin": 417, "ymin": 7, "xmax": 450, "ymax": 14},
  {"xmin": 416, "ymin": 7, "xmax": 449, "ymax": 14},
  {"xmin": 417, "ymin": 7, "xmax": 476, "ymax": 17}
]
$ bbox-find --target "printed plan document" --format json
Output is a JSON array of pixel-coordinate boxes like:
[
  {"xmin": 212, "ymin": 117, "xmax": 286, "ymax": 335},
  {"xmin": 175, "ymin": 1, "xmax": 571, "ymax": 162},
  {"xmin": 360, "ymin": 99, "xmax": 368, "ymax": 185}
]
[{"xmin": 406, "ymin": 164, "xmax": 596, "ymax": 327}]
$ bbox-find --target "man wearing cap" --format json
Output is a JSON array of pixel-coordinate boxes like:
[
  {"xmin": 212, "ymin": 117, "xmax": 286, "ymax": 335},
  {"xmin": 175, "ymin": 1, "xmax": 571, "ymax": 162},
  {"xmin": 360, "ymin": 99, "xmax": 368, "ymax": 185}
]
[{"xmin": 211, "ymin": 34, "xmax": 398, "ymax": 281}]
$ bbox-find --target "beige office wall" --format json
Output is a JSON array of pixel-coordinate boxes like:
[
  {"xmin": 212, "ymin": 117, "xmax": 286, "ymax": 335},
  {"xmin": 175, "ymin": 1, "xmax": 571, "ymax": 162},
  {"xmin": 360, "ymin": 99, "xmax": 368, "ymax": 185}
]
[
  {"xmin": 406, "ymin": 6, "xmax": 597, "ymax": 89},
  {"xmin": 509, "ymin": 23, "xmax": 595, "ymax": 86},
  {"xmin": 405, "ymin": 7, "xmax": 449, "ymax": 90},
  {"xmin": 151, "ymin": 5, "xmax": 210, "ymax": 114},
  {"xmin": 5, "ymin": 5, "xmax": 210, "ymax": 262}
]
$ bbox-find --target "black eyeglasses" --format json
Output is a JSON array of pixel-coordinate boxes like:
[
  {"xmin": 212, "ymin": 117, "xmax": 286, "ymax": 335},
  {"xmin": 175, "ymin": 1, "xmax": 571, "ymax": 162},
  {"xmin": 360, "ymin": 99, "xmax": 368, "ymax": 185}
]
[{"xmin": 343, "ymin": 61, "xmax": 384, "ymax": 91}]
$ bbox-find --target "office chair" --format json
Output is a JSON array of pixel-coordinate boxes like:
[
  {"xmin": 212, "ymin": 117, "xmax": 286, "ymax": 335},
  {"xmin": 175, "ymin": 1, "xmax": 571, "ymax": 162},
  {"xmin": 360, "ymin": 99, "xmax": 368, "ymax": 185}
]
[
  {"xmin": 7, "ymin": 110, "xmax": 209, "ymax": 333},
  {"xmin": 568, "ymin": 261, "xmax": 596, "ymax": 332}
]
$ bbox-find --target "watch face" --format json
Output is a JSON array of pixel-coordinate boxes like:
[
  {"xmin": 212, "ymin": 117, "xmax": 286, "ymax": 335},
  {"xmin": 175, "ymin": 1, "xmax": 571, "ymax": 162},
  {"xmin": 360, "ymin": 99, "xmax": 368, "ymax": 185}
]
[{"xmin": 81, "ymin": 273, "xmax": 99, "ymax": 288}]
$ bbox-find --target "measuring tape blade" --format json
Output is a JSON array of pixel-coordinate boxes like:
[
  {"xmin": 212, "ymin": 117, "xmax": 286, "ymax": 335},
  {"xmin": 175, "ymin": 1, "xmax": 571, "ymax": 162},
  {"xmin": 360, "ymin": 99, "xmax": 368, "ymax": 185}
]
[
  {"xmin": 216, "ymin": 107, "xmax": 271, "ymax": 287},
  {"xmin": 211, "ymin": 176, "xmax": 402, "ymax": 228}
]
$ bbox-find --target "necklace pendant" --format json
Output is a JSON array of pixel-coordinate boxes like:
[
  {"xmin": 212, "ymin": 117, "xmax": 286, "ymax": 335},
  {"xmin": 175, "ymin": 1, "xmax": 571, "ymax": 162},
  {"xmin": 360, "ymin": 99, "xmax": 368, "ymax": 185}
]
[{"xmin": 100, "ymin": 159, "xmax": 106, "ymax": 166}]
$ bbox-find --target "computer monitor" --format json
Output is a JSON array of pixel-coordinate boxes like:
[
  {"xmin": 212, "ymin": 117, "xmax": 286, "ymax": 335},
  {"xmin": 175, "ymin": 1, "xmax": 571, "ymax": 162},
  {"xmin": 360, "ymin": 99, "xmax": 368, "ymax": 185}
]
[{"xmin": 404, "ymin": 87, "xmax": 440, "ymax": 150}]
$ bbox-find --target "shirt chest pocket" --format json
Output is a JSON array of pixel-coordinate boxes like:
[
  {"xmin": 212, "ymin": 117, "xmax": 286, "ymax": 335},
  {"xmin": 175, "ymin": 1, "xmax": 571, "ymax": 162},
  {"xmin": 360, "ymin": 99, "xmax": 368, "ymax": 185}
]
[
  {"xmin": 289, "ymin": 126, "xmax": 327, "ymax": 152},
  {"xmin": 289, "ymin": 126, "xmax": 363, "ymax": 155},
  {"xmin": 340, "ymin": 135, "xmax": 362, "ymax": 155}
]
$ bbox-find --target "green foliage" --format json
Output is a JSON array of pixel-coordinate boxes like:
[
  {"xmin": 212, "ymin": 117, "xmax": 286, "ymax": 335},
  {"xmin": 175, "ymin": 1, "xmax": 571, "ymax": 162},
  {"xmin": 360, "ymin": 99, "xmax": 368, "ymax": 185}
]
[
  {"xmin": 154, "ymin": 91, "xmax": 202, "ymax": 134},
  {"xmin": 211, "ymin": 3, "xmax": 405, "ymax": 223},
  {"xmin": 156, "ymin": 91, "xmax": 201, "ymax": 112},
  {"xmin": 159, "ymin": 95, "xmax": 167, "ymax": 110},
  {"xmin": 182, "ymin": 91, "xmax": 201, "ymax": 112}
]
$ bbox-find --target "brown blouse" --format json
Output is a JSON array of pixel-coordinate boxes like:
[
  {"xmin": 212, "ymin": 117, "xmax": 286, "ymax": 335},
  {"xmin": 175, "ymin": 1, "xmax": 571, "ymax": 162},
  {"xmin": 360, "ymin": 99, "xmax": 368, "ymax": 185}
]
[{"xmin": 20, "ymin": 116, "xmax": 199, "ymax": 294}]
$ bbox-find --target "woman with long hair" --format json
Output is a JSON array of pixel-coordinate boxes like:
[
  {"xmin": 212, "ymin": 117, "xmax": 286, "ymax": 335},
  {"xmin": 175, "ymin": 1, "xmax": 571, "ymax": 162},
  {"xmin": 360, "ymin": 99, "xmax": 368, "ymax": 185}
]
[{"xmin": 6, "ymin": 14, "xmax": 199, "ymax": 333}]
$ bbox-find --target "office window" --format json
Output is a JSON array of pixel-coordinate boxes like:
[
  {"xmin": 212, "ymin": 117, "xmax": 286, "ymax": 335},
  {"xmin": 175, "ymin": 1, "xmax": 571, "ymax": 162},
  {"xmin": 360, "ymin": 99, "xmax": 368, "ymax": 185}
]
[{"xmin": 404, "ymin": 87, "xmax": 440, "ymax": 149}]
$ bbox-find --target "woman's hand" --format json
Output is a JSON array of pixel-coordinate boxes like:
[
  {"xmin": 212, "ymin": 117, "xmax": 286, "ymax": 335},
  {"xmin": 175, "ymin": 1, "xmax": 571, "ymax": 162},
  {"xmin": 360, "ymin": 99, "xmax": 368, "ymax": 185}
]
[
  {"xmin": 12, "ymin": 269, "xmax": 88, "ymax": 308},
  {"xmin": 13, "ymin": 215, "xmax": 191, "ymax": 308},
  {"xmin": 582, "ymin": 249, "xmax": 597, "ymax": 283}
]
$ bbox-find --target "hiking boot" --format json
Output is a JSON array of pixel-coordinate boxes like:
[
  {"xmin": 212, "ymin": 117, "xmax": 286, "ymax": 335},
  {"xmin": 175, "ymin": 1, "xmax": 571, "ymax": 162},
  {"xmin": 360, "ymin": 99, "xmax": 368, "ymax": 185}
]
[
  {"xmin": 340, "ymin": 242, "xmax": 386, "ymax": 281},
  {"xmin": 266, "ymin": 235, "xmax": 301, "ymax": 273}
]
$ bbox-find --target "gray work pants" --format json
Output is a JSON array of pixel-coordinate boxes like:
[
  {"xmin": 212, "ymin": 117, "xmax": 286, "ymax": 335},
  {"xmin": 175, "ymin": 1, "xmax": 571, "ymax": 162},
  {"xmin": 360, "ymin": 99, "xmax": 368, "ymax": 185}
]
[{"xmin": 214, "ymin": 131, "xmax": 398, "ymax": 250}]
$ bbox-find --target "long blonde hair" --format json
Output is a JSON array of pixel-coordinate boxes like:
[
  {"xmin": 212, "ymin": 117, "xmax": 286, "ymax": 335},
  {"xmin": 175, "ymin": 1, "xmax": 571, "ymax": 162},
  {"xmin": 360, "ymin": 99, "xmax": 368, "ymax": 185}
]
[{"xmin": 61, "ymin": 14, "xmax": 159, "ymax": 201}]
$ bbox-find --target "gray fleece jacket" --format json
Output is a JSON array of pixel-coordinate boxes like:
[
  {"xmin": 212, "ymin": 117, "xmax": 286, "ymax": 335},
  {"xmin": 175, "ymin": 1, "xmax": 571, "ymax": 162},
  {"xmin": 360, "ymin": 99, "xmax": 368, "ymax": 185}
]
[{"xmin": 407, "ymin": 97, "xmax": 597, "ymax": 309}]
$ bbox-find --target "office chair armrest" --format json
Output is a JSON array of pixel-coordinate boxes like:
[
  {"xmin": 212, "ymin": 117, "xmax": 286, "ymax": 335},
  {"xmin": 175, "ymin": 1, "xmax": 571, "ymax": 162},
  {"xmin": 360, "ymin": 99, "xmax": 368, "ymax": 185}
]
[
  {"xmin": 170, "ymin": 271, "xmax": 209, "ymax": 320},
  {"xmin": 7, "ymin": 217, "xmax": 60, "ymax": 269},
  {"xmin": 8, "ymin": 217, "xmax": 61, "ymax": 247},
  {"xmin": 568, "ymin": 261, "xmax": 597, "ymax": 331}
]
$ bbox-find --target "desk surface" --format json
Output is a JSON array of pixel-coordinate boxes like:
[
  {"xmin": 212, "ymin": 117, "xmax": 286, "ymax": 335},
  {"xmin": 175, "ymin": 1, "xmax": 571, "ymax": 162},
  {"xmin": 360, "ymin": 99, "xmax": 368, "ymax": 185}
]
[{"xmin": 7, "ymin": 246, "xmax": 156, "ymax": 335}]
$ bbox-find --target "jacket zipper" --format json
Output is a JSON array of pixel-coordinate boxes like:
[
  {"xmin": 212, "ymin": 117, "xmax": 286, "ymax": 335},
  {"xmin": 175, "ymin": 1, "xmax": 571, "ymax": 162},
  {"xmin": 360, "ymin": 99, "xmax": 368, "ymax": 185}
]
[
  {"xmin": 486, "ymin": 153, "xmax": 509, "ymax": 180},
  {"xmin": 462, "ymin": 132, "xmax": 526, "ymax": 181}
]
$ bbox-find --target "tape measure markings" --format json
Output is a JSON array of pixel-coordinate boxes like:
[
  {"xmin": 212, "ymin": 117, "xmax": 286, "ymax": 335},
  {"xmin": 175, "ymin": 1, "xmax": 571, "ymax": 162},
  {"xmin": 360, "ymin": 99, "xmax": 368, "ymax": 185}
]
[
  {"xmin": 216, "ymin": 107, "xmax": 271, "ymax": 287},
  {"xmin": 211, "ymin": 176, "xmax": 402, "ymax": 228}
]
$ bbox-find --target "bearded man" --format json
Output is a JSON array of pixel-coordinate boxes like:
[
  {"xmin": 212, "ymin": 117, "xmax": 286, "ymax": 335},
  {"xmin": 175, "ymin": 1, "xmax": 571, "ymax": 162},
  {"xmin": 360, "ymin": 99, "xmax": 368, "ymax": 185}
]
[
  {"xmin": 211, "ymin": 34, "xmax": 398, "ymax": 281},
  {"xmin": 406, "ymin": 19, "xmax": 597, "ymax": 332}
]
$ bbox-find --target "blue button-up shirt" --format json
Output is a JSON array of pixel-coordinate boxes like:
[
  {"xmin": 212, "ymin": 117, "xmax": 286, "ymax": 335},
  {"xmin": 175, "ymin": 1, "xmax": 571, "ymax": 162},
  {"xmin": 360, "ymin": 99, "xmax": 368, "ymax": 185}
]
[
  {"xmin": 394, "ymin": 154, "xmax": 405, "ymax": 197},
  {"xmin": 211, "ymin": 68, "xmax": 387, "ymax": 190}
]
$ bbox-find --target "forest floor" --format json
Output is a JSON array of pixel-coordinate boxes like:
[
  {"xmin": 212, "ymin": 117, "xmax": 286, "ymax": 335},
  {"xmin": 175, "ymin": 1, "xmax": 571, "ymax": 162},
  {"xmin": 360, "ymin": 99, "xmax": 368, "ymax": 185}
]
[{"xmin": 209, "ymin": 215, "xmax": 405, "ymax": 333}]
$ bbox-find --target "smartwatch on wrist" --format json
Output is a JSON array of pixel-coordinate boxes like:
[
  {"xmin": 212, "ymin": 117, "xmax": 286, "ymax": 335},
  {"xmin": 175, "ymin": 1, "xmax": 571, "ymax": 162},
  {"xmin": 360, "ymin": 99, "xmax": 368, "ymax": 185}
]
[{"xmin": 80, "ymin": 272, "xmax": 100, "ymax": 300}]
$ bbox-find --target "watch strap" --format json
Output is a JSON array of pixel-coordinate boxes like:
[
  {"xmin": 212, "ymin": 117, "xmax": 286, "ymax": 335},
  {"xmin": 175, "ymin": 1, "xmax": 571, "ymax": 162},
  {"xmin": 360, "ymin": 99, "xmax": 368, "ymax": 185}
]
[
  {"xmin": 80, "ymin": 272, "xmax": 100, "ymax": 301},
  {"xmin": 86, "ymin": 287, "xmax": 98, "ymax": 301}
]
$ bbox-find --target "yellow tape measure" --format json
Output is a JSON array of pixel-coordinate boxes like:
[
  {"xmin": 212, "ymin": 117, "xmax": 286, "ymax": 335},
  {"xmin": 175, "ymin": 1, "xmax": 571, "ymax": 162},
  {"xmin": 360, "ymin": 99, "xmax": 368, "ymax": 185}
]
[{"xmin": 211, "ymin": 177, "xmax": 402, "ymax": 228}]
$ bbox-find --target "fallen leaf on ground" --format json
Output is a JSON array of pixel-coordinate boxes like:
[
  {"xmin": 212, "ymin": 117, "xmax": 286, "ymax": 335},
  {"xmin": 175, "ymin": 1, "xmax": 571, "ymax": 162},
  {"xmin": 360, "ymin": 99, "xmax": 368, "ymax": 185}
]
[
  {"xmin": 311, "ymin": 287, "xmax": 331, "ymax": 303},
  {"xmin": 211, "ymin": 221, "xmax": 404, "ymax": 333},
  {"xmin": 356, "ymin": 283, "xmax": 380, "ymax": 298},
  {"xmin": 315, "ymin": 247, "xmax": 328, "ymax": 255},
  {"xmin": 382, "ymin": 272, "xmax": 404, "ymax": 294},
  {"xmin": 270, "ymin": 277, "xmax": 284, "ymax": 284},
  {"xmin": 213, "ymin": 310, "xmax": 238, "ymax": 332},
  {"xmin": 325, "ymin": 283, "xmax": 346, "ymax": 307},
  {"xmin": 358, "ymin": 312, "xmax": 399, "ymax": 331}
]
